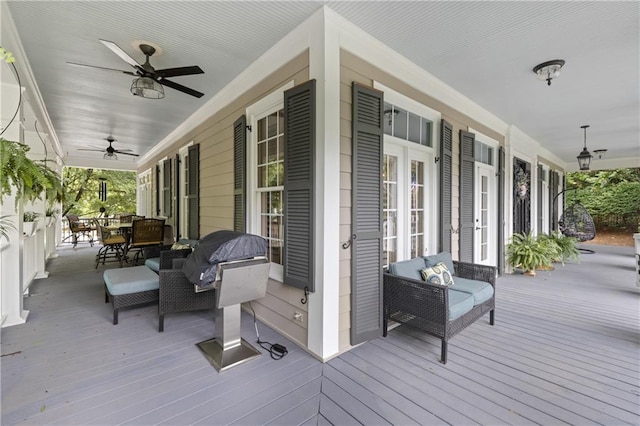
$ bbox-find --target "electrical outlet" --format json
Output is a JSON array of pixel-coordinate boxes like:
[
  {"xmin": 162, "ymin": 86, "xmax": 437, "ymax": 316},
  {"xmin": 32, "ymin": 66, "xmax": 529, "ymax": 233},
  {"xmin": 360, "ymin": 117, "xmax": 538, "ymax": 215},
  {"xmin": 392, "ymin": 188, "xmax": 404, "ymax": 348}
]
[{"xmin": 293, "ymin": 311, "xmax": 303, "ymax": 322}]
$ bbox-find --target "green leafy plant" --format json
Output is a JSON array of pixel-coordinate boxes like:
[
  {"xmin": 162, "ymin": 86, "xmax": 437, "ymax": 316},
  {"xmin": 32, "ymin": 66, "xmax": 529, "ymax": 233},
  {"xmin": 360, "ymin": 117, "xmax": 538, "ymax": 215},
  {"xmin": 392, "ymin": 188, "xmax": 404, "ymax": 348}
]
[
  {"xmin": 506, "ymin": 232, "xmax": 553, "ymax": 276},
  {"xmin": 45, "ymin": 207, "xmax": 60, "ymax": 219},
  {"xmin": 23, "ymin": 211, "xmax": 39, "ymax": 222},
  {"xmin": 0, "ymin": 215, "xmax": 16, "ymax": 242},
  {"xmin": 1, "ymin": 138, "xmax": 64, "ymax": 208},
  {"xmin": 538, "ymin": 231, "xmax": 580, "ymax": 265}
]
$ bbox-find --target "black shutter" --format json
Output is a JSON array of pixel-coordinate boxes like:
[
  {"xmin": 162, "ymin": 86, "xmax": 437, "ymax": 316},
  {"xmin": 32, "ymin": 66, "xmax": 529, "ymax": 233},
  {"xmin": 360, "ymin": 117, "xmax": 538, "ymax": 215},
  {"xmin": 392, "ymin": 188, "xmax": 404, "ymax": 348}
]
[
  {"xmin": 459, "ymin": 130, "xmax": 475, "ymax": 262},
  {"xmin": 350, "ymin": 82, "xmax": 384, "ymax": 345},
  {"xmin": 175, "ymin": 153, "xmax": 181, "ymax": 238},
  {"xmin": 550, "ymin": 171, "xmax": 559, "ymax": 231},
  {"xmin": 233, "ymin": 115, "xmax": 247, "ymax": 233},
  {"xmin": 439, "ymin": 120, "xmax": 453, "ymax": 253},
  {"xmin": 284, "ymin": 80, "xmax": 315, "ymax": 292},
  {"xmin": 155, "ymin": 165, "xmax": 161, "ymax": 216},
  {"xmin": 497, "ymin": 147, "xmax": 505, "ymax": 275},
  {"xmin": 537, "ymin": 164, "xmax": 544, "ymax": 233},
  {"xmin": 162, "ymin": 159, "xmax": 172, "ymax": 217},
  {"xmin": 187, "ymin": 144, "xmax": 200, "ymax": 240}
]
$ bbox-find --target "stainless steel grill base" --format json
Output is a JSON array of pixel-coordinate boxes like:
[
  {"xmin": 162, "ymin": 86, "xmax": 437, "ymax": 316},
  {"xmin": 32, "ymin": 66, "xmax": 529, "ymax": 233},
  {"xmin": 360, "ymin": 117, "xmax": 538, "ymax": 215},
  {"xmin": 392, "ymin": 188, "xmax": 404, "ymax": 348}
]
[{"xmin": 196, "ymin": 337, "xmax": 261, "ymax": 372}]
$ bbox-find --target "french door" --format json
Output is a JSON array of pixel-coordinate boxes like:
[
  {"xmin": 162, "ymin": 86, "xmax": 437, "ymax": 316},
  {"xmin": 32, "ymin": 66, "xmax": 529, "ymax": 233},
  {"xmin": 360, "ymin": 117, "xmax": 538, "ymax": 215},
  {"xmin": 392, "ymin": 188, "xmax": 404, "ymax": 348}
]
[{"xmin": 474, "ymin": 164, "xmax": 496, "ymax": 266}]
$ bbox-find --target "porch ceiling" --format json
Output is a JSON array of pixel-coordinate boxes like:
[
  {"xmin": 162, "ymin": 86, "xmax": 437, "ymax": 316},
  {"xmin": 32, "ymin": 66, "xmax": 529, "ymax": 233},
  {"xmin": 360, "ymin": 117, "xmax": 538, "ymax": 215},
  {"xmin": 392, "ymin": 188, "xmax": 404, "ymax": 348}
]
[{"xmin": 5, "ymin": 1, "xmax": 639, "ymax": 171}]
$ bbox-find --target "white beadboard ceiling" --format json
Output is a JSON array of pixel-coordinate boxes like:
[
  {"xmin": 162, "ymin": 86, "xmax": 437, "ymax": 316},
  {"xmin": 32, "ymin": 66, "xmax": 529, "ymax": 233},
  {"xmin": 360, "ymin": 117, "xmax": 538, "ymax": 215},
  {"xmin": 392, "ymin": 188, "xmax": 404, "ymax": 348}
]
[{"xmin": 5, "ymin": 1, "xmax": 639, "ymax": 170}]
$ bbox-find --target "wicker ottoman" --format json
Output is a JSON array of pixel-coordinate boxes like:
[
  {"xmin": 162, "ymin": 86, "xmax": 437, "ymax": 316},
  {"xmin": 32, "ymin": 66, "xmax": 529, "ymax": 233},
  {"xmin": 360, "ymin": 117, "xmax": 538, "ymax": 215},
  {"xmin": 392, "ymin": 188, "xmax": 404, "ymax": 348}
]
[{"xmin": 104, "ymin": 266, "xmax": 160, "ymax": 325}]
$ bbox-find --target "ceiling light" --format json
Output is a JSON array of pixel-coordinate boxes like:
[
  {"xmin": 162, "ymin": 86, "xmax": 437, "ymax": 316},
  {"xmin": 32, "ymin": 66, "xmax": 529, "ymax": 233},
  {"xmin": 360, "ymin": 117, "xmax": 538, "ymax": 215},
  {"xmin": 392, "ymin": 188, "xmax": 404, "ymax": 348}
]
[
  {"xmin": 532, "ymin": 59, "xmax": 565, "ymax": 86},
  {"xmin": 103, "ymin": 152, "xmax": 117, "ymax": 160},
  {"xmin": 576, "ymin": 125, "xmax": 592, "ymax": 171},
  {"xmin": 593, "ymin": 149, "xmax": 607, "ymax": 159},
  {"xmin": 130, "ymin": 77, "xmax": 165, "ymax": 99}
]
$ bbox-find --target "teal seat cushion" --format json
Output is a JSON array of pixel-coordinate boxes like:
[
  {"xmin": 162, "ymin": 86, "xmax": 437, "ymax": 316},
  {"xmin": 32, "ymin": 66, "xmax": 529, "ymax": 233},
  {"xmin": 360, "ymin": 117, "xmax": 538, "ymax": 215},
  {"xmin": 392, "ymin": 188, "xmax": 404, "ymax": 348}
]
[
  {"xmin": 453, "ymin": 277, "xmax": 494, "ymax": 305},
  {"xmin": 448, "ymin": 289, "xmax": 474, "ymax": 321},
  {"xmin": 145, "ymin": 257, "xmax": 160, "ymax": 272},
  {"xmin": 104, "ymin": 266, "xmax": 159, "ymax": 296},
  {"xmin": 388, "ymin": 257, "xmax": 428, "ymax": 281},
  {"xmin": 423, "ymin": 252, "xmax": 455, "ymax": 274}
]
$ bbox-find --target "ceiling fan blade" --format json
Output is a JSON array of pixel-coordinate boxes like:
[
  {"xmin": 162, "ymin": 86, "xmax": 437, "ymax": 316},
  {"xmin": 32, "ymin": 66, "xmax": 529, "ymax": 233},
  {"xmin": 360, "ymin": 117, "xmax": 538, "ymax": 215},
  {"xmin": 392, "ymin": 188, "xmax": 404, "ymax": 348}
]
[
  {"xmin": 159, "ymin": 78, "xmax": 204, "ymax": 98},
  {"xmin": 113, "ymin": 150, "xmax": 139, "ymax": 157},
  {"xmin": 100, "ymin": 39, "xmax": 140, "ymax": 68},
  {"xmin": 78, "ymin": 148, "xmax": 106, "ymax": 152},
  {"xmin": 155, "ymin": 66, "xmax": 204, "ymax": 78},
  {"xmin": 67, "ymin": 62, "xmax": 136, "ymax": 76}
]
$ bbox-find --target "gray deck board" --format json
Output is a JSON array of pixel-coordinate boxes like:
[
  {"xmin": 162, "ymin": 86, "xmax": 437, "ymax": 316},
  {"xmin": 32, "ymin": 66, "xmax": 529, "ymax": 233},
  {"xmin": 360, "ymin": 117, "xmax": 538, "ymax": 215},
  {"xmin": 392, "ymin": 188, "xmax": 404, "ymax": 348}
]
[{"xmin": 2, "ymin": 244, "xmax": 639, "ymax": 425}]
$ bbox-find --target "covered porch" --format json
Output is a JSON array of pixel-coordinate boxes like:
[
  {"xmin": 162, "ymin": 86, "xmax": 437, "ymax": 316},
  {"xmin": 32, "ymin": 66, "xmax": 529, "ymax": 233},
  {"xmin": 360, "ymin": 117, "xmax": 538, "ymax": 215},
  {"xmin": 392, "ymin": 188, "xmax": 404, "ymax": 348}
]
[{"xmin": 2, "ymin": 243, "xmax": 637, "ymax": 425}]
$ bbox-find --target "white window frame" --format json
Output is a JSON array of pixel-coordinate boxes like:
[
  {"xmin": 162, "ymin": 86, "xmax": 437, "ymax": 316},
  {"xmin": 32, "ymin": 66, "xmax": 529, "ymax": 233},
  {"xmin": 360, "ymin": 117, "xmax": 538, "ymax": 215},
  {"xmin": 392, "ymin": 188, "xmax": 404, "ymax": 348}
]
[
  {"xmin": 178, "ymin": 142, "xmax": 194, "ymax": 239},
  {"xmin": 157, "ymin": 156, "xmax": 168, "ymax": 218},
  {"xmin": 137, "ymin": 169, "xmax": 152, "ymax": 217},
  {"xmin": 245, "ymin": 82, "xmax": 294, "ymax": 281},
  {"xmin": 376, "ymin": 83, "xmax": 440, "ymax": 263}
]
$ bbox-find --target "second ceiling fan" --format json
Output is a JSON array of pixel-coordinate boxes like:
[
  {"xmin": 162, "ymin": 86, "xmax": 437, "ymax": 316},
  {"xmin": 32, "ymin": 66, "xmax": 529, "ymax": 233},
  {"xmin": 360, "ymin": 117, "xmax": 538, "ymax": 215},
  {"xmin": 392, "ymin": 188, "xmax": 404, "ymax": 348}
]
[
  {"xmin": 78, "ymin": 136, "xmax": 139, "ymax": 160},
  {"xmin": 68, "ymin": 40, "xmax": 204, "ymax": 98}
]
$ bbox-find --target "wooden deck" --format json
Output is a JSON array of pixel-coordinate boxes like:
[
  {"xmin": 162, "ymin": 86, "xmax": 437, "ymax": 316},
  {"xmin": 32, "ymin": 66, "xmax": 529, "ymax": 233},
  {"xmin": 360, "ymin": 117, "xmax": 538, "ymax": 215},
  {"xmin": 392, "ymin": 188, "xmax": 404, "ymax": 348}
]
[{"xmin": 2, "ymin": 243, "xmax": 638, "ymax": 425}]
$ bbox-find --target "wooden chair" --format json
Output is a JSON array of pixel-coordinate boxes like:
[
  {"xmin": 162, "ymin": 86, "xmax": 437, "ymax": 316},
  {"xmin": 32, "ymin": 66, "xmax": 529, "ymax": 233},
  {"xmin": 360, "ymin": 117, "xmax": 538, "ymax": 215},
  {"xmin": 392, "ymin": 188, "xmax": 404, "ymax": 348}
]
[
  {"xmin": 93, "ymin": 219, "xmax": 126, "ymax": 268},
  {"xmin": 127, "ymin": 218, "xmax": 165, "ymax": 264}
]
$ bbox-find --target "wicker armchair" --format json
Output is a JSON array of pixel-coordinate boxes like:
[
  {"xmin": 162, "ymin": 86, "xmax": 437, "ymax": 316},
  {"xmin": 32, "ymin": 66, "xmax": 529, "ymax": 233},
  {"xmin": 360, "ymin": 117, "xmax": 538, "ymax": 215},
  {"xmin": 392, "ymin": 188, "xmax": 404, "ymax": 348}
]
[
  {"xmin": 155, "ymin": 250, "xmax": 216, "ymax": 332},
  {"xmin": 384, "ymin": 260, "xmax": 495, "ymax": 364}
]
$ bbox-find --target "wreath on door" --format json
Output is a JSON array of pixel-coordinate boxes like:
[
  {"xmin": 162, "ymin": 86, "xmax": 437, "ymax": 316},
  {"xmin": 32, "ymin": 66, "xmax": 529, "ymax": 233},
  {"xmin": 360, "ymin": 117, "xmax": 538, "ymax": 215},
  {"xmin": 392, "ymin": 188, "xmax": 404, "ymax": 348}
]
[{"xmin": 514, "ymin": 169, "xmax": 529, "ymax": 200}]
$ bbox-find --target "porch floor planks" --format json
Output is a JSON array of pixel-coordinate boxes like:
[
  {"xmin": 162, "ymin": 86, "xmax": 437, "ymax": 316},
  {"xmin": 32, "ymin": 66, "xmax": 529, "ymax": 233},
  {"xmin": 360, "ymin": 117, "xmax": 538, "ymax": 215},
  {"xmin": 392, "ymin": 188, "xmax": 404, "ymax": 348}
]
[{"xmin": 3, "ymin": 244, "xmax": 640, "ymax": 426}]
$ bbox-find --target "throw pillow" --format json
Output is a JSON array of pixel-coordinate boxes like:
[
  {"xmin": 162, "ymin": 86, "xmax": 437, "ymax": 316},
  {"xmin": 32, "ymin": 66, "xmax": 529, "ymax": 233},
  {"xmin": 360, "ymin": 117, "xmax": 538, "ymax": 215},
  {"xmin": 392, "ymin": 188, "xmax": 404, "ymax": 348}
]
[
  {"xmin": 420, "ymin": 262, "xmax": 454, "ymax": 286},
  {"xmin": 171, "ymin": 242, "xmax": 192, "ymax": 250}
]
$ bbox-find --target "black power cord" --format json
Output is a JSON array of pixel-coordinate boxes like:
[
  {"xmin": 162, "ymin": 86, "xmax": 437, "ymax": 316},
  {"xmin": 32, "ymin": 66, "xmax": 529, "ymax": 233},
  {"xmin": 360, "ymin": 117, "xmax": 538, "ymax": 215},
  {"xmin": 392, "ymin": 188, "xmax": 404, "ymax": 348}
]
[{"xmin": 249, "ymin": 302, "xmax": 288, "ymax": 360}]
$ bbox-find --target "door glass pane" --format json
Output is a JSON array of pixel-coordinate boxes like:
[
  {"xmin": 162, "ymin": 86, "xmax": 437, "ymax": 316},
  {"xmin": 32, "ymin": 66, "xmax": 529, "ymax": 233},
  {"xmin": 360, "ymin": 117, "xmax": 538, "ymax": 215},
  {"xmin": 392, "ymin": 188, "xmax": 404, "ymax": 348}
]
[
  {"xmin": 383, "ymin": 154, "xmax": 398, "ymax": 266},
  {"xmin": 410, "ymin": 159, "xmax": 424, "ymax": 258},
  {"xmin": 393, "ymin": 107, "xmax": 407, "ymax": 140},
  {"xmin": 408, "ymin": 112, "xmax": 421, "ymax": 143}
]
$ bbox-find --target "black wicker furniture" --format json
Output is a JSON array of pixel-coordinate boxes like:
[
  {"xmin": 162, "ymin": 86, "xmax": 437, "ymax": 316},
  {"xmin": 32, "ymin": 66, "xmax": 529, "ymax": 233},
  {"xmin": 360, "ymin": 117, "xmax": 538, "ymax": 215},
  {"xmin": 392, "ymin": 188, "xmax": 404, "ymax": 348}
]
[
  {"xmin": 103, "ymin": 265, "xmax": 159, "ymax": 325},
  {"xmin": 157, "ymin": 250, "xmax": 216, "ymax": 332},
  {"xmin": 384, "ymin": 253, "xmax": 496, "ymax": 364}
]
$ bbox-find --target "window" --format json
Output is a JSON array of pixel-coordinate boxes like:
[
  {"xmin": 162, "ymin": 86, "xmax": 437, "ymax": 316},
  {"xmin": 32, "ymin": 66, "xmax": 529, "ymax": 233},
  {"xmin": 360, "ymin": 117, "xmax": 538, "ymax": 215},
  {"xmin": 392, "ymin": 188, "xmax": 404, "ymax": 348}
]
[
  {"xmin": 475, "ymin": 140, "xmax": 494, "ymax": 166},
  {"xmin": 246, "ymin": 82, "xmax": 293, "ymax": 281},
  {"xmin": 384, "ymin": 102, "xmax": 433, "ymax": 147},
  {"xmin": 256, "ymin": 109, "xmax": 285, "ymax": 265},
  {"xmin": 137, "ymin": 169, "xmax": 152, "ymax": 217}
]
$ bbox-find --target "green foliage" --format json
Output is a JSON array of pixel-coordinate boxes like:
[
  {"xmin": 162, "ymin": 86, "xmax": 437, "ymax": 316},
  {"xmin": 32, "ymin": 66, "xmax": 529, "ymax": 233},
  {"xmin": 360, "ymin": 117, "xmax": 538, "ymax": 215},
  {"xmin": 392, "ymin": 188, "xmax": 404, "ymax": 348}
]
[
  {"xmin": 506, "ymin": 232, "xmax": 553, "ymax": 274},
  {"xmin": 23, "ymin": 211, "xmax": 39, "ymax": 222},
  {"xmin": 62, "ymin": 167, "xmax": 136, "ymax": 216},
  {"xmin": 566, "ymin": 168, "xmax": 640, "ymax": 230},
  {"xmin": 0, "ymin": 138, "xmax": 63, "ymax": 208},
  {"xmin": 537, "ymin": 231, "xmax": 580, "ymax": 265},
  {"xmin": 0, "ymin": 215, "xmax": 16, "ymax": 242}
]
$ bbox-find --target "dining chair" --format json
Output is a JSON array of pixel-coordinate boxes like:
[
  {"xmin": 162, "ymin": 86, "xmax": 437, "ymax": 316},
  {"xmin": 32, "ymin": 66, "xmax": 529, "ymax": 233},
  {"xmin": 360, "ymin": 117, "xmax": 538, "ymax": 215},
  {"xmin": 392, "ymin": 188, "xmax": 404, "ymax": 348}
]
[
  {"xmin": 127, "ymin": 218, "xmax": 165, "ymax": 264},
  {"xmin": 93, "ymin": 219, "xmax": 127, "ymax": 268},
  {"xmin": 119, "ymin": 214, "xmax": 145, "ymax": 223},
  {"xmin": 65, "ymin": 214, "xmax": 95, "ymax": 248}
]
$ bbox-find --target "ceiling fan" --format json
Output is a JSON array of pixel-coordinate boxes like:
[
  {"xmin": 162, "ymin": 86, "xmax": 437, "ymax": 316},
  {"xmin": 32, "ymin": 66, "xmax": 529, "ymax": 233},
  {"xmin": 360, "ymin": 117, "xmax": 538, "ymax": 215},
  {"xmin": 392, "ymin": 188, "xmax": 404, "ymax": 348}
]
[
  {"xmin": 68, "ymin": 40, "xmax": 204, "ymax": 98},
  {"xmin": 78, "ymin": 137, "xmax": 139, "ymax": 160}
]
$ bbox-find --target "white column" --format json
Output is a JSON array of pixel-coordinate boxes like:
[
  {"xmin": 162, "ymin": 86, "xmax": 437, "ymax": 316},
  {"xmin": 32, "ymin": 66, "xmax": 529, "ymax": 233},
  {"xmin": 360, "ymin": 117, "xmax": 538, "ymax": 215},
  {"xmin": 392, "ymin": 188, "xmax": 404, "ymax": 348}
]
[{"xmin": 307, "ymin": 7, "xmax": 341, "ymax": 359}]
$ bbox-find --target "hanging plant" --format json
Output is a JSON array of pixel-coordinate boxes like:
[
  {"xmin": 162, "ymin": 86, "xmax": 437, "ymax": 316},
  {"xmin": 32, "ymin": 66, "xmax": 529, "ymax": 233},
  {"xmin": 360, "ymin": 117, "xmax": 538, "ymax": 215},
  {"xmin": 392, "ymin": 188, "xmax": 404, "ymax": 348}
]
[
  {"xmin": 0, "ymin": 138, "xmax": 64, "ymax": 208},
  {"xmin": 515, "ymin": 168, "xmax": 530, "ymax": 200}
]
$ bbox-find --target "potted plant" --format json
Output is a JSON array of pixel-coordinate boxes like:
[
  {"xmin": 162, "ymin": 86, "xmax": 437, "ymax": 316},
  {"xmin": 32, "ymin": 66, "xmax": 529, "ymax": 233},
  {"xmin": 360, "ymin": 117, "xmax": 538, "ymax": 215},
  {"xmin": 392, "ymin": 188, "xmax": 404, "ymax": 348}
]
[
  {"xmin": 23, "ymin": 211, "xmax": 40, "ymax": 236},
  {"xmin": 1, "ymin": 138, "xmax": 64, "ymax": 208},
  {"xmin": 45, "ymin": 207, "xmax": 60, "ymax": 226},
  {"xmin": 538, "ymin": 231, "xmax": 580, "ymax": 265},
  {"xmin": 506, "ymin": 232, "xmax": 553, "ymax": 276}
]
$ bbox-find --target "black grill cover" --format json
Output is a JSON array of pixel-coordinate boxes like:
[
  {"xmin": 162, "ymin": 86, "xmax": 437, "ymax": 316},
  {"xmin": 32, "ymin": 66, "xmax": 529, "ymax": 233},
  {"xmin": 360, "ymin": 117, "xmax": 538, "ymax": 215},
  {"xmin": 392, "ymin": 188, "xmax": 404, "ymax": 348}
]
[{"xmin": 182, "ymin": 230, "xmax": 268, "ymax": 289}]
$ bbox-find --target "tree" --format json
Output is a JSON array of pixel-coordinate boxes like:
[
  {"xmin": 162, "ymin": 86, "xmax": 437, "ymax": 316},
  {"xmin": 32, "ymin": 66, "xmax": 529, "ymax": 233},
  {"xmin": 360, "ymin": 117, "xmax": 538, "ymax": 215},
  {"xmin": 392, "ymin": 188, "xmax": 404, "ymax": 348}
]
[
  {"xmin": 566, "ymin": 168, "xmax": 640, "ymax": 230},
  {"xmin": 62, "ymin": 167, "xmax": 136, "ymax": 217}
]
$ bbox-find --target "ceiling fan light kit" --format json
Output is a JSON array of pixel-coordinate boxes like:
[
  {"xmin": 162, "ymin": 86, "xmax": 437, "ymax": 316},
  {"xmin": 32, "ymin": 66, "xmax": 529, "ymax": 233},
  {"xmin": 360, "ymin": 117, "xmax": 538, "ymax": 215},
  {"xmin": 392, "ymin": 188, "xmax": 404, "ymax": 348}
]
[
  {"xmin": 532, "ymin": 59, "xmax": 565, "ymax": 86},
  {"xmin": 131, "ymin": 76, "xmax": 165, "ymax": 99},
  {"xmin": 78, "ymin": 136, "xmax": 139, "ymax": 160}
]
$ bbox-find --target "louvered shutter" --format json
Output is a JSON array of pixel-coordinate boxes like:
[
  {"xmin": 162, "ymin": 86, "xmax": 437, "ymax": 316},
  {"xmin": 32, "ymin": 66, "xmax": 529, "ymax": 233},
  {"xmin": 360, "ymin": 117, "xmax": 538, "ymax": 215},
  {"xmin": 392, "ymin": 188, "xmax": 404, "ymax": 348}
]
[
  {"xmin": 187, "ymin": 144, "xmax": 200, "ymax": 240},
  {"xmin": 174, "ymin": 153, "xmax": 181, "ymax": 237},
  {"xmin": 350, "ymin": 82, "xmax": 384, "ymax": 345},
  {"xmin": 283, "ymin": 80, "xmax": 315, "ymax": 291},
  {"xmin": 497, "ymin": 147, "xmax": 505, "ymax": 274},
  {"xmin": 459, "ymin": 130, "xmax": 475, "ymax": 262},
  {"xmin": 537, "ymin": 164, "xmax": 544, "ymax": 233},
  {"xmin": 162, "ymin": 159, "xmax": 172, "ymax": 217},
  {"xmin": 233, "ymin": 115, "xmax": 246, "ymax": 233},
  {"xmin": 550, "ymin": 171, "xmax": 559, "ymax": 231},
  {"xmin": 155, "ymin": 165, "xmax": 161, "ymax": 216},
  {"xmin": 439, "ymin": 120, "xmax": 453, "ymax": 253}
]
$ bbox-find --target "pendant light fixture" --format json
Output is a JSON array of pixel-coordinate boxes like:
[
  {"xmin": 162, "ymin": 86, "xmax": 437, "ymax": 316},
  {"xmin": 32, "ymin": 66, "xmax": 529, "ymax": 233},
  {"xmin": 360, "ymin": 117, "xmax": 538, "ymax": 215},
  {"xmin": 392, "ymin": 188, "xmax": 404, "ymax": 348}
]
[{"xmin": 576, "ymin": 125, "xmax": 592, "ymax": 171}]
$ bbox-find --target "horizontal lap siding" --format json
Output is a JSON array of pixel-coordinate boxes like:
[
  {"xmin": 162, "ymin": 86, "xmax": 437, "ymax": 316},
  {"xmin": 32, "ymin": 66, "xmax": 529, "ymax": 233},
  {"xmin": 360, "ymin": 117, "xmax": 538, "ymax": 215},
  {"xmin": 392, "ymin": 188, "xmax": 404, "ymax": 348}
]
[{"xmin": 137, "ymin": 51, "xmax": 311, "ymax": 349}]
